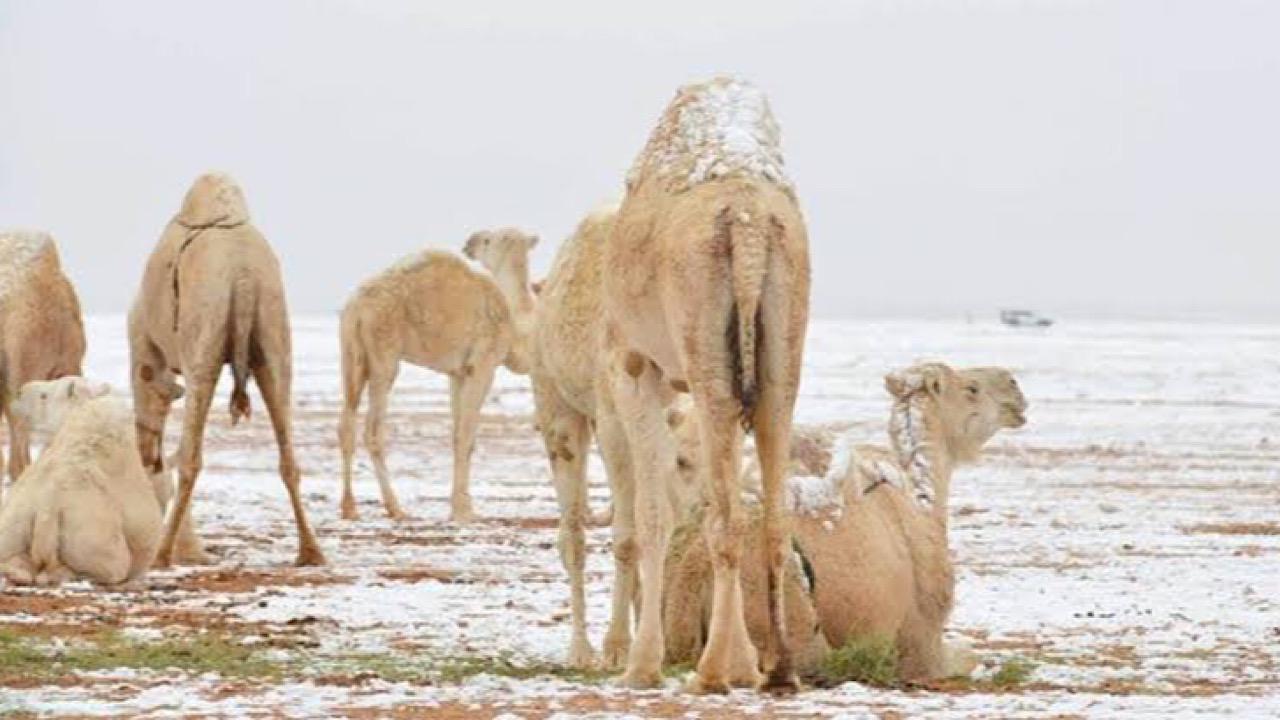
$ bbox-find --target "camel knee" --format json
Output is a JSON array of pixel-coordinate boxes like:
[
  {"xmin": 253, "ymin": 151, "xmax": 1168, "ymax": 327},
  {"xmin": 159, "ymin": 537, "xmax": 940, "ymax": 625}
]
[
  {"xmin": 613, "ymin": 535, "xmax": 638, "ymax": 571},
  {"xmin": 702, "ymin": 513, "xmax": 748, "ymax": 570}
]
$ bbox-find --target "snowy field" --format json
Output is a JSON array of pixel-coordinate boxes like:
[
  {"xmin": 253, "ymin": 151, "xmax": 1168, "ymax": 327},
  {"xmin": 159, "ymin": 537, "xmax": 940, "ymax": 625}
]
[{"xmin": 2, "ymin": 314, "xmax": 1278, "ymax": 718}]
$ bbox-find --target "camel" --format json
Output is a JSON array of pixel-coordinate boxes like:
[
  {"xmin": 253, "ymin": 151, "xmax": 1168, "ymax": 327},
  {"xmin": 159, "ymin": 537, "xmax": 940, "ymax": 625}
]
[
  {"xmin": 0, "ymin": 378, "xmax": 164, "ymax": 587},
  {"xmin": 0, "ymin": 230, "xmax": 86, "ymax": 493},
  {"xmin": 663, "ymin": 363, "xmax": 1029, "ymax": 682},
  {"xmin": 129, "ymin": 172, "xmax": 324, "ymax": 567},
  {"xmin": 600, "ymin": 76, "xmax": 811, "ymax": 692},
  {"xmin": 338, "ymin": 228, "xmax": 537, "ymax": 523}
]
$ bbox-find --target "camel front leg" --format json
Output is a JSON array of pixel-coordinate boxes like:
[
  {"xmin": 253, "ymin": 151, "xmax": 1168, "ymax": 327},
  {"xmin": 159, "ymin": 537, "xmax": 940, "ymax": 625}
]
[
  {"xmin": 338, "ymin": 391, "xmax": 360, "ymax": 520},
  {"xmin": 363, "ymin": 362, "xmax": 406, "ymax": 520},
  {"xmin": 607, "ymin": 348, "xmax": 675, "ymax": 689},
  {"xmin": 596, "ymin": 398, "xmax": 638, "ymax": 670},
  {"xmin": 448, "ymin": 363, "xmax": 496, "ymax": 524}
]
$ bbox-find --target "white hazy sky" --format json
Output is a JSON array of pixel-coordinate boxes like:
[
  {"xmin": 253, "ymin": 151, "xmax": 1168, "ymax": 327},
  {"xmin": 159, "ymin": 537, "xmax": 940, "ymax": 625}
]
[{"xmin": 2, "ymin": 1, "xmax": 1277, "ymax": 320}]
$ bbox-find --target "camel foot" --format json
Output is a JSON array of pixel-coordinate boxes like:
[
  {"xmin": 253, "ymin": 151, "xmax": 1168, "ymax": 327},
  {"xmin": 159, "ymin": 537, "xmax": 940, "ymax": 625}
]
[
  {"xmin": 175, "ymin": 544, "xmax": 213, "ymax": 566},
  {"xmin": 386, "ymin": 509, "xmax": 414, "ymax": 522},
  {"xmin": 1, "ymin": 556, "xmax": 35, "ymax": 585},
  {"xmin": 449, "ymin": 503, "xmax": 476, "ymax": 524},
  {"xmin": 152, "ymin": 549, "xmax": 174, "ymax": 570},
  {"xmin": 602, "ymin": 633, "xmax": 631, "ymax": 670},
  {"xmin": 566, "ymin": 637, "xmax": 597, "ymax": 670},
  {"xmin": 618, "ymin": 666, "xmax": 664, "ymax": 690},
  {"xmin": 295, "ymin": 544, "xmax": 327, "ymax": 567},
  {"xmin": 761, "ymin": 670, "xmax": 802, "ymax": 696},
  {"xmin": 685, "ymin": 673, "xmax": 731, "ymax": 695}
]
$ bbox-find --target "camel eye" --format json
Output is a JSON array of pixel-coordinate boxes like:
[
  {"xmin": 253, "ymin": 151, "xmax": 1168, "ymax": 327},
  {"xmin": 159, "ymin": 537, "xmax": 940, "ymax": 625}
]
[
  {"xmin": 966, "ymin": 384, "xmax": 979, "ymax": 397},
  {"xmin": 676, "ymin": 456, "xmax": 692, "ymax": 471}
]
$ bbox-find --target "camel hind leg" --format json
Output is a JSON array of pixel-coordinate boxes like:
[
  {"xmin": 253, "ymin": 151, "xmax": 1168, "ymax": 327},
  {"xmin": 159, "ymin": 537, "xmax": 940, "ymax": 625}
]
[
  {"xmin": 155, "ymin": 361, "xmax": 218, "ymax": 569},
  {"xmin": 447, "ymin": 362, "xmax": 497, "ymax": 524},
  {"xmin": 251, "ymin": 340, "xmax": 326, "ymax": 567},
  {"xmin": 338, "ymin": 320, "xmax": 370, "ymax": 520},
  {"xmin": 363, "ymin": 358, "xmax": 406, "ymax": 520}
]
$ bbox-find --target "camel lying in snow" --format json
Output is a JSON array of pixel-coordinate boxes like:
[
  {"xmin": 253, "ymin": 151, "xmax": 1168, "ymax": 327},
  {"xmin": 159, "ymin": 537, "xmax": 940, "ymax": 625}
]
[
  {"xmin": 129, "ymin": 172, "xmax": 324, "ymax": 567},
  {"xmin": 0, "ymin": 378, "xmax": 167, "ymax": 586},
  {"xmin": 663, "ymin": 363, "xmax": 1028, "ymax": 681},
  {"xmin": 338, "ymin": 229, "xmax": 537, "ymax": 522},
  {"xmin": 0, "ymin": 230, "xmax": 86, "ymax": 492},
  {"xmin": 601, "ymin": 76, "xmax": 811, "ymax": 692}
]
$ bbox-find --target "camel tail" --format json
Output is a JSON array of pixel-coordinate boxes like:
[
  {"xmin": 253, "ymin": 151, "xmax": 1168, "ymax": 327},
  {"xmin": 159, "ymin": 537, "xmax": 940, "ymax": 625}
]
[
  {"xmin": 724, "ymin": 206, "xmax": 769, "ymax": 432},
  {"xmin": 228, "ymin": 274, "xmax": 257, "ymax": 426}
]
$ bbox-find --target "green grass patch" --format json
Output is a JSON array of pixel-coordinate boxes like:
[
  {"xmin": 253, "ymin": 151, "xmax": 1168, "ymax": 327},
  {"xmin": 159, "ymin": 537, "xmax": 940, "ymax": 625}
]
[
  {"xmin": 316, "ymin": 649, "xmax": 613, "ymax": 686},
  {"xmin": 990, "ymin": 657, "xmax": 1035, "ymax": 688},
  {"xmin": 0, "ymin": 628, "xmax": 283, "ymax": 681},
  {"xmin": 815, "ymin": 635, "xmax": 899, "ymax": 688}
]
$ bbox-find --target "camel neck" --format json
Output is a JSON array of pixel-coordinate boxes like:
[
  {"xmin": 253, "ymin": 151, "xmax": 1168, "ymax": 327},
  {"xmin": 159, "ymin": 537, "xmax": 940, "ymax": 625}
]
[
  {"xmin": 491, "ymin": 264, "xmax": 535, "ymax": 321},
  {"xmin": 888, "ymin": 397, "xmax": 954, "ymax": 519}
]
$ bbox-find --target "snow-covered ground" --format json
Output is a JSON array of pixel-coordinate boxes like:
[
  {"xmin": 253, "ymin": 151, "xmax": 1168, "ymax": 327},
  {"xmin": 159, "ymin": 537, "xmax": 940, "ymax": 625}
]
[{"xmin": 2, "ymin": 315, "xmax": 1278, "ymax": 718}]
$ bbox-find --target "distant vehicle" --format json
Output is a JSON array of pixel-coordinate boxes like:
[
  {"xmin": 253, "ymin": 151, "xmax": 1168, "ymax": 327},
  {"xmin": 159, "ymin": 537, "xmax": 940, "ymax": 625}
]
[{"xmin": 1000, "ymin": 309, "xmax": 1054, "ymax": 328}]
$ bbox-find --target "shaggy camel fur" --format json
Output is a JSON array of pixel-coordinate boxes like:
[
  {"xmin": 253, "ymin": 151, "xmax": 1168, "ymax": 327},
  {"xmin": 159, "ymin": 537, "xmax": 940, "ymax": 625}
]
[
  {"xmin": 0, "ymin": 230, "xmax": 86, "ymax": 492},
  {"xmin": 0, "ymin": 378, "xmax": 164, "ymax": 586},
  {"xmin": 601, "ymin": 77, "xmax": 810, "ymax": 692},
  {"xmin": 129, "ymin": 172, "xmax": 324, "ymax": 567},
  {"xmin": 663, "ymin": 363, "xmax": 1028, "ymax": 681},
  {"xmin": 338, "ymin": 228, "xmax": 537, "ymax": 523}
]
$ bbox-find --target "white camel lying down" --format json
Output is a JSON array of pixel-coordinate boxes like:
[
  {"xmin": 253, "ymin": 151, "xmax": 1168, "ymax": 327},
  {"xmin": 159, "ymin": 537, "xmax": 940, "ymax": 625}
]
[
  {"xmin": 0, "ymin": 377, "xmax": 181, "ymax": 586},
  {"xmin": 664, "ymin": 362, "xmax": 1028, "ymax": 681}
]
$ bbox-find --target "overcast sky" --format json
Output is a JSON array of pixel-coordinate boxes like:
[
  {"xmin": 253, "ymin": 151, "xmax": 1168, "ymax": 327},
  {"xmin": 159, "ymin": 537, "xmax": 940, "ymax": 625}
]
[{"xmin": 2, "ymin": 1, "xmax": 1277, "ymax": 320}]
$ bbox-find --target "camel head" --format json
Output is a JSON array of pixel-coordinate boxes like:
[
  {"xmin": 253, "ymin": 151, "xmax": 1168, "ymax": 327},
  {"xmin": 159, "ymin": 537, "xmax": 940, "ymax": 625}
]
[
  {"xmin": 11, "ymin": 376, "xmax": 112, "ymax": 434},
  {"xmin": 884, "ymin": 362, "xmax": 1026, "ymax": 467},
  {"xmin": 462, "ymin": 227, "xmax": 538, "ymax": 285},
  {"xmin": 176, "ymin": 172, "xmax": 250, "ymax": 229}
]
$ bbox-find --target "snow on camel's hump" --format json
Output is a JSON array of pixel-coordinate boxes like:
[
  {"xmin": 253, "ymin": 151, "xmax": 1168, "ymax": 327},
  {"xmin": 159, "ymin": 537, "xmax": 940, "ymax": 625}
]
[
  {"xmin": 626, "ymin": 76, "xmax": 793, "ymax": 195},
  {"xmin": 0, "ymin": 230, "xmax": 54, "ymax": 300}
]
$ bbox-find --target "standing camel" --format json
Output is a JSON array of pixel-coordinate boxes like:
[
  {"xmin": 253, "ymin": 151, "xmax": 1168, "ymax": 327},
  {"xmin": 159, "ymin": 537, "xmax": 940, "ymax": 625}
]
[
  {"xmin": 601, "ymin": 77, "xmax": 811, "ymax": 692},
  {"xmin": 337, "ymin": 229, "xmax": 537, "ymax": 523},
  {"xmin": 0, "ymin": 230, "xmax": 86, "ymax": 494},
  {"xmin": 129, "ymin": 172, "xmax": 324, "ymax": 567}
]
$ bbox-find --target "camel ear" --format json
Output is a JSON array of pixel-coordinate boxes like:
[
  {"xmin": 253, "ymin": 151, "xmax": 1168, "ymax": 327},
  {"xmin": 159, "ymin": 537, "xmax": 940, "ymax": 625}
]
[{"xmin": 462, "ymin": 231, "xmax": 489, "ymax": 260}]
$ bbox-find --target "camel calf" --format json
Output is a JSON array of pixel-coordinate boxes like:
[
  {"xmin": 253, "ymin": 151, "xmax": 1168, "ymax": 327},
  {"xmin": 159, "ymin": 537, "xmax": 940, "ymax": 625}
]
[
  {"xmin": 0, "ymin": 230, "xmax": 86, "ymax": 492},
  {"xmin": 0, "ymin": 378, "xmax": 164, "ymax": 586},
  {"xmin": 338, "ymin": 229, "xmax": 537, "ymax": 522},
  {"xmin": 664, "ymin": 363, "xmax": 1028, "ymax": 681}
]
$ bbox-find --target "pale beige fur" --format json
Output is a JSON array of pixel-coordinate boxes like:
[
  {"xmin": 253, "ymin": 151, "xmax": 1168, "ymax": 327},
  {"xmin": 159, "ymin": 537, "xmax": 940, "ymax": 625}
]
[
  {"xmin": 337, "ymin": 229, "xmax": 537, "ymax": 523},
  {"xmin": 664, "ymin": 363, "xmax": 1028, "ymax": 681},
  {"xmin": 0, "ymin": 230, "xmax": 86, "ymax": 493},
  {"xmin": 129, "ymin": 172, "xmax": 324, "ymax": 567},
  {"xmin": 601, "ymin": 77, "xmax": 810, "ymax": 693},
  {"xmin": 0, "ymin": 380, "xmax": 164, "ymax": 586}
]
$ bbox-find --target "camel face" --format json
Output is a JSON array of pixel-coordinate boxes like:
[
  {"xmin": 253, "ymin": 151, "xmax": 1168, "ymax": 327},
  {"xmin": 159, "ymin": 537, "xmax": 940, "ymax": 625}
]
[
  {"xmin": 176, "ymin": 172, "xmax": 250, "ymax": 229},
  {"xmin": 11, "ymin": 377, "xmax": 111, "ymax": 435},
  {"xmin": 886, "ymin": 363, "xmax": 1028, "ymax": 464},
  {"xmin": 463, "ymin": 227, "xmax": 538, "ymax": 278}
]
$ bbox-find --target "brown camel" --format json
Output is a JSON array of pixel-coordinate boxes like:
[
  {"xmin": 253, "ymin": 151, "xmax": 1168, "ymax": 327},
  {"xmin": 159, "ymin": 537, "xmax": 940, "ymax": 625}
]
[
  {"xmin": 0, "ymin": 230, "xmax": 86, "ymax": 494},
  {"xmin": 601, "ymin": 77, "xmax": 811, "ymax": 693},
  {"xmin": 128, "ymin": 172, "xmax": 324, "ymax": 567},
  {"xmin": 337, "ymin": 229, "xmax": 537, "ymax": 522}
]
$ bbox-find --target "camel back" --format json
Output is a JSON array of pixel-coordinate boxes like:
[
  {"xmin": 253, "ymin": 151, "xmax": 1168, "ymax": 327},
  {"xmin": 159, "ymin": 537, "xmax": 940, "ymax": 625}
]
[
  {"xmin": 0, "ymin": 231, "xmax": 58, "ymax": 303},
  {"xmin": 625, "ymin": 76, "xmax": 793, "ymax": 196}
]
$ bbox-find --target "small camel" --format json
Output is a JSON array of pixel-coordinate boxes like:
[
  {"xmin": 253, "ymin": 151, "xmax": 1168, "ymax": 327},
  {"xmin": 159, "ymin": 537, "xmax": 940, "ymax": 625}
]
[
  {"xmin": 338, "ymin": 229, "xmax": 537, "ymax": 522},
  {"xmin": 0, "ymin": 230, "xmax": 86, "ymax": 493},
  {"xmin": 0, "ymin": 378, "xmax": 164, "ymax": 587},
  {"xmin": 663, "ymin": 362, "xmax": 1029, "ymax": 681},
  {"xmin": 529, "ymin": 203, "xmax": 650, "ymax": 668},
  {"xmin": 129, "ymin": 172, "xmax": 324, "ymax": 567},
  {"xmin": 601, "ymin": 77, "xmax": 811, "ymax": 692}
]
